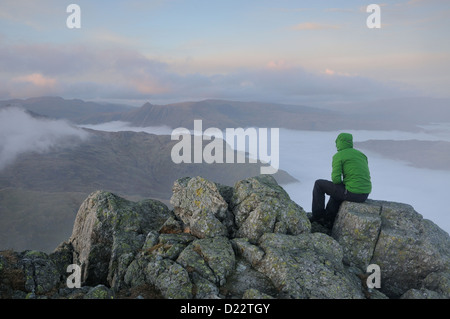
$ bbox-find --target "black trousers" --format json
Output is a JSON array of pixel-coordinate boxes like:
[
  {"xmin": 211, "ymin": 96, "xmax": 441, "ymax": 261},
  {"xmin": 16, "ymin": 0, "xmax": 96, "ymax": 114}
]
[{"xmin": 311, "ymin": 179, "xmax": 369, "ymax": 224}]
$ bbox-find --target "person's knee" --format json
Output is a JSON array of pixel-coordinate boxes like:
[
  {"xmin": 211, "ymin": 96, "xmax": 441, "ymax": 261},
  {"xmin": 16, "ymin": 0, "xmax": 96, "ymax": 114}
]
[{"xmin": 314, "ymin": 179, "xmax": 327, "ymax": 188}]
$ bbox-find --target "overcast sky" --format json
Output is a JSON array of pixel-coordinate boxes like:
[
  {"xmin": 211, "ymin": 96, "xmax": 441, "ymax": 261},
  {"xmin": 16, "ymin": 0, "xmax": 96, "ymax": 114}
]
[{"xmin": 0, "ymin": 0, "xmax": 449, "ymax": 106}]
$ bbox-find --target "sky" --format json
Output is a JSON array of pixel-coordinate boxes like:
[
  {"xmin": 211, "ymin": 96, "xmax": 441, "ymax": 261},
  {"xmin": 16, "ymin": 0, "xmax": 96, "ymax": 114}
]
[{"xmin": 0, "ymin": 0, "xmax": 449, "ymax": 106}]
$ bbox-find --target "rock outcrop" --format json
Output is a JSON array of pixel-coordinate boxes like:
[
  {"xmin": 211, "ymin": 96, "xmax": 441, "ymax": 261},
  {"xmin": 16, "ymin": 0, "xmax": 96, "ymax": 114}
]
[
  {"xmin": 1, "ymin": 175, "xmax": 449, "ymax": 299},
  {"xmin": 231, "ymin": 175, "xmax": 311, "ymax": 242},
  {"xmin": 69, "ymin": 191, "xmax": 170, "ymax": 290},
  {"xmin": 332, "ymin": 200, "xmax": 450, "ymax": 298}
]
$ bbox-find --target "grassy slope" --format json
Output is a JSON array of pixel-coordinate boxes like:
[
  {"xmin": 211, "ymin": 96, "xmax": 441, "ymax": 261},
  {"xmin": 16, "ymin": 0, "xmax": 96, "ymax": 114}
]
[{"xmin": 0, "ymin": 188, "xmax": 87, "ymax": 252}]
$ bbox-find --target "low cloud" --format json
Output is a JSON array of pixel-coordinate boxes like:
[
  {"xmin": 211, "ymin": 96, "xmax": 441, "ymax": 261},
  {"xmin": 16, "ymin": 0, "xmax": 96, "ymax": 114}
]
[{"xmin": 0, "ymin": 107, "xmax": 89, "ymax": 170}]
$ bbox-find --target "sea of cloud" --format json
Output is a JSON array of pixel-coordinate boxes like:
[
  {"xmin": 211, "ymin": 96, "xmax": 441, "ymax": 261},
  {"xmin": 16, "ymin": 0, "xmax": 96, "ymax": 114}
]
[
  {"xmin": 277, "ymin": 128, "xmax": 450, "ymax": 235},
  {"xmin": 80, "ymin": 121, "xmax": 450, "ymax": 234}
]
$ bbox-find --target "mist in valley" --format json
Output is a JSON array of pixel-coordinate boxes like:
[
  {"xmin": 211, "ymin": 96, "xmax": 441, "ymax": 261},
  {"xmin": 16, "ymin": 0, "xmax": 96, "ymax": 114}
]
[{"xmin": 0, "ymin": 107, "xmax": 89, "ymax": 170}]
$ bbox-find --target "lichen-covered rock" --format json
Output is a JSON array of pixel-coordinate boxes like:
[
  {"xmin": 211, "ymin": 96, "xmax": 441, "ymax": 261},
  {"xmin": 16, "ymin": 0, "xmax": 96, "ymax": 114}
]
[
  {"xmin": 170, "ymin": 176, "xmax": 230, "ymax": 238},
  {"xmin": 421, "ymin": 271, "xmax": 450, "ymax": 298},
  {"xmin": 57, "ymin": 286, "xmax": 92, "ymax": 299},
  {"xmin": 69, "ymin": 191, "xmax": 170, "ymax": 289},
  {"xmin": 254, "ymin": 233, "xmax": 365, "ymax": 299},
  {"xmin": 332, "ymin": 201, "xmax": 382, "ymax": 269},
  {"xmin": 231, "ymin": 175, "xmax": 310, "ymax": 243},
  {"xmin": 332, "ymin": 199, "xmax": 450, "ymax": 298},
  {"xmin": 1, "ymin": 250, "xmax": 25, "ymax": 298},
  {"xmin": 231, "ymin": 237, "xmax": 265, "ymax": 268},
  {"xmin": 372, "ymin": 201, "xmax": 447, "ymax": 297},
  {"xmin": 123, "ymin": 232, "xmax": 197, "ymax": 299},
  {"xmin": 177, "ymin": 236, "xmax": 235, "ymax": 287},
  {"xmin": 0, "ymin": 249, "xmax": 65, "ymax": 298},
  {"xmin": 242, "ymin": 288, "xmax": 275, "ymax": 299},
  {"xmin": 151, "ymin": 261, "xmax": 193, "ymax": 299},
  {"xmin": 190, "ymin": 272, "xmax": 220, "ymax": 299},
  {"xmin": 221, "ymin": 258, "xmax": 277, "ymax": 298},
  {"xmin": 400, "ymin": 288, "xmax": 445, "ymax": 299},
  {"xmin": 84, "ymin": 284, "xmax": 114, "ymax": 299},
  {"xmin": 159, "ymin": 216, "xmax": 183, "ymax": 234},
  {"xmin": 130, "ymin": 255, "xmax": 191, "ymax": 299},
  {"xmin": 20, "ymin": 250, "xmax": 62, "ymax": 294},
  {"xmin": 50, "ymin": 241, "xmax": 75, "ymax": 278}
]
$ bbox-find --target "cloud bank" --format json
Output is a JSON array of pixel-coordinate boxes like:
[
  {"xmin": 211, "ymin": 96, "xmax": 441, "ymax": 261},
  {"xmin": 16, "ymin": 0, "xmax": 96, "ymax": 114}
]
[
  {"xmin": 0, "ymin": 39, "xmax": 414, "ymax": 106},
  {"xmin": 278, "ymin": 129, "xmax": 450, "ymax": 234},
  {"xmin": 0, "ymin": 107, "xmax": 89, "ymax": 170}
]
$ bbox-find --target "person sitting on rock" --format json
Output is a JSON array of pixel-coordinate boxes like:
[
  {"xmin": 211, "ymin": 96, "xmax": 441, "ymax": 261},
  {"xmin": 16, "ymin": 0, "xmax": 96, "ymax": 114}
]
[{"xmin": 310, "ymin": 132, "xmax": 372, "ymax": 227}]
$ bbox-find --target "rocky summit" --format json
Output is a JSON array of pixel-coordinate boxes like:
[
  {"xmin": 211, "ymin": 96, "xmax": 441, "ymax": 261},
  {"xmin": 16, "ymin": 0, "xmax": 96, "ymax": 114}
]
[{"xmin": 1, "ymin": 175, "xmax": 449, "ymax": 299}]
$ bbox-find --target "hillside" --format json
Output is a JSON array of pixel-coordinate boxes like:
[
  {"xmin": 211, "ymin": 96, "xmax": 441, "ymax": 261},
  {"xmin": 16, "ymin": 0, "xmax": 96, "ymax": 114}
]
[
  {"xmin": 0, "ymin": 188, "xmax": 87, "ymax": 253},
  {"xmin": 0, "ymin": 96, "xmax": 132, "ymax": 123},
  {"xmin": 329, "ymin": 97, "xmax": 450, "ymax": 126},
  {"xmin": 0, "ymin": 129, "xmax": 295, "ymax": 253}
]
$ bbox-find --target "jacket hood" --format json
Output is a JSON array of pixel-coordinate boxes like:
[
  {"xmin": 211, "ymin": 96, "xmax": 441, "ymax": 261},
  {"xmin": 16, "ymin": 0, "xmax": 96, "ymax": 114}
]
[{"xmin": 336, "ymin": 133, "xmax": 353, "ymax": 151}]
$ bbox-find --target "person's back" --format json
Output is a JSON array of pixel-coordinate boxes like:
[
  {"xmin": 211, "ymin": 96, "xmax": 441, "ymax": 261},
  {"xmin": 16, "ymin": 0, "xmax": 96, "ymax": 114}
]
[
  {"xmin": 332, "ymin": 133, "xmax": 372, "ymax": 194},
  {"xmin": 311, "ymin": 132, "xmax": 371, "ymax": 226}
]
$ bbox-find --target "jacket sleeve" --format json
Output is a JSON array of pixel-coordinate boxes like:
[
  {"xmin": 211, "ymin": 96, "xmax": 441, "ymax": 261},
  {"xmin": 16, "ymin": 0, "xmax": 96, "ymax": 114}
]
[{"xmin": 331, "ymin": 153, "xmax": 343, "ymax": 184}]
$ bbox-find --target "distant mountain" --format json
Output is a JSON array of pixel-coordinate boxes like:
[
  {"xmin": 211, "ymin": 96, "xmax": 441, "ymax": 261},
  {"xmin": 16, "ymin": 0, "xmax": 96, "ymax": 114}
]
[
  {"xmin": 0, "ymin": 96, "xmax": 133, "ymax": 123},
  {"xmin": 326, "ymin": 97, "xmax": 450, "ymax": 126},
  {"xmin": 84, "ymin": 99, "xmax": 420, "ymax": 131},
  {"xmin": 356, "ymin": 139, "xmax": 450, "ymax": 171},
  {"xmin": 0, "ymin": 128, "xmax": 295, "ymax": 252},
  {"xmin": 2, "ymin": 96, "xmax": 423, "ymax": 131}
]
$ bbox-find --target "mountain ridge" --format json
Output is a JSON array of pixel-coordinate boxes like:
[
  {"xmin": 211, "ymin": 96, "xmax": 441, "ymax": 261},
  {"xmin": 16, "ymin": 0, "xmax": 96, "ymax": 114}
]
[
  {"xmin": 1, "ymin": 96, "xmax": 426, "ymax": 131},
  {"xmin": 0, "ymin": 96, "xmax": 133, "ymax": 123}
]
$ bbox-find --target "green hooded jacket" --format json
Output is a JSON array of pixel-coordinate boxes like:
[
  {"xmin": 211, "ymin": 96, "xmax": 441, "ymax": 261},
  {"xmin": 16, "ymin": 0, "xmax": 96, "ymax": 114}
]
[{"xmin": 332, "ymin": 133, "xmax": 372, "ymax": 194}]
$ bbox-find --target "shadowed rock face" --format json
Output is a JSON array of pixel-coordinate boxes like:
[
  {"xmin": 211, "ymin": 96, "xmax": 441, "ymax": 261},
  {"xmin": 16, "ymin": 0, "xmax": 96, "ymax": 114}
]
[{"xmin": 1, "ymin": 175, "xmax": 449, "ymax": 299}]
